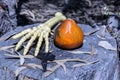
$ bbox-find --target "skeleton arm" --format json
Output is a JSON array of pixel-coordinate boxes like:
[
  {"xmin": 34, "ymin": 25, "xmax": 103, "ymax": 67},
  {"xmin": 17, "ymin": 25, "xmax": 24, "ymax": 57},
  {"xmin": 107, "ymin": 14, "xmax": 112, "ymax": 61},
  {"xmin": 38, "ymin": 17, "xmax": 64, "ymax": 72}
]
[{"xmin": 12, "ymin": 12, "xmax": 66, "ymax": 56}]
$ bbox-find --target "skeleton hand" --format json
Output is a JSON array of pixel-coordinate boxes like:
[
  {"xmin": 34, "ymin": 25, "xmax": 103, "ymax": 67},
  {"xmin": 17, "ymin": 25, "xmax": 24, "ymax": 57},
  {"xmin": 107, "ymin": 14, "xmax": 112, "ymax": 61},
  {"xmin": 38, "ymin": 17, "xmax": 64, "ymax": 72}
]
[{"xmin": 12, "ymin": 12, "xmax": 66, "ymax": 56}]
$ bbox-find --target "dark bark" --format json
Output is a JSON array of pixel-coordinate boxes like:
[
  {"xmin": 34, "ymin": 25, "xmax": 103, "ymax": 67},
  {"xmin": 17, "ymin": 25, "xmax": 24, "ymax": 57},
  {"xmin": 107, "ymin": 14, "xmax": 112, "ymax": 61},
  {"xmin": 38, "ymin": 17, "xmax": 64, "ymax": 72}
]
[{"xmin": 0, "ymin": 0, "xmax": 17, "ymax": 36}]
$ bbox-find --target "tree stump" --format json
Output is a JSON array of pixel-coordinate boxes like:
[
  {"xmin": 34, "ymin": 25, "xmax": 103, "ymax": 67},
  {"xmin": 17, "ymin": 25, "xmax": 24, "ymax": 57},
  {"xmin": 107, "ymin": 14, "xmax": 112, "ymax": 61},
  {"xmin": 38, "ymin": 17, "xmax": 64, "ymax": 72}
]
[{"xmin": 0, "ymin": 23, "xmax": 119, "ymax": 80}]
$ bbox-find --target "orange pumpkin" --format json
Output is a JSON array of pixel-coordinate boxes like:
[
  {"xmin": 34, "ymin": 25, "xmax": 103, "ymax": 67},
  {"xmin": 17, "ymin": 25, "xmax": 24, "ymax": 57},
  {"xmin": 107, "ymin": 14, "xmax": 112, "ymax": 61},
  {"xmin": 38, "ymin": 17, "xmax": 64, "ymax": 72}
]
[{"xmin": 54, "ymin": 18, "xmax": 84, "ymax": 49}]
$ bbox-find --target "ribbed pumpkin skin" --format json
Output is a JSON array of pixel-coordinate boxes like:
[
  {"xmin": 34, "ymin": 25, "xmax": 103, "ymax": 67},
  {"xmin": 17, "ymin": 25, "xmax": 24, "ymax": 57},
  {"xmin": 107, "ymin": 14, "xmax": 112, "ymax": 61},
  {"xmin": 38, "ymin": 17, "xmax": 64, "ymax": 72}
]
[{"xmin": 54, "ymin": 19, "xmax": 84, "ymax": 49}]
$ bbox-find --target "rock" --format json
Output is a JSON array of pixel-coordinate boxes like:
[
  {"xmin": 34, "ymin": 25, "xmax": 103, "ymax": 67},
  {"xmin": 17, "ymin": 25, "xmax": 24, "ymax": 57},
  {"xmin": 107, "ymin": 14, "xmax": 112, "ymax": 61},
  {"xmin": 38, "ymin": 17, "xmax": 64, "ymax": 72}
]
[{"xmin": 0, "ymin": 23, "xmax": 119, "ymax": 80}]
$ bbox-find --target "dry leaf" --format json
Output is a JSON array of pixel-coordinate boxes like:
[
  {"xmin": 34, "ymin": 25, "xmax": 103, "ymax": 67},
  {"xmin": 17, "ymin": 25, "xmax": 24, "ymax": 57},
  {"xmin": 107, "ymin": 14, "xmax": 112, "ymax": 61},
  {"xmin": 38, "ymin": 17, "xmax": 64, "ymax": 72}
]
[
  {"xmin": 96, "ymin": 34, "xmax": 105, "ymax": 40},
  {"xmin": 98, "ymin": 41, "xmax": 116, "ymax": 50},
  {"xmin": 68, "ymin": 46, "xmax": 95, "ymax": 61},
  {"xmin": 4, "ymin": 54, "xmax": 34, "ymax": 59},
  {"xmin": 45, "ymin": 65, "xmax": 60, "ymax": 77},
  {"xmin": 3, "ymin": 49, "xmax": 14, "ymax": 54},
  {"xmin": 15, "ymin": 66, "xmax": 26, "ymax": 76},
  {"xmin": 84, "ymin": 45, "xmax": 94, "ymax": 61},
  {"xmin": 45, "ymin": 58, "xmax": 87, "ymax": 77},
  {"xmin": 84, "ymin": 29, "xmax": 99, "ymax": 36},
  {"xmin": 5, "ymin": 53, "xmax": 34, "ymax": 66},
  {"xmin": 101, "ymin": 25, "xmax": 107, "ymax": 38},
  {"xmin": 73, "ymin": 63, "xmax": 87, "ymax": 67},
  {"xmin": 16, "ymin": 52, "xmax": 25, "ymax": 65},
  {"xmin": 4, "ymin": 54, "xmax": 20, "ymax": 58},
  {"xmin": 96, "ymin": 25, "xmax": 107, "ymax": 39},
  {"xmin": 25, "ymin": 63, "xmax": 43, "ymax": 70},
  {"xmin": 67, "ymin": 51, "xmax": 91, "ymax": 54},
  {"xmin": 73, "ymin": 60, "xmax": 99, "ymax": 67},
  {"xmin": 60, "ymin": 63, "xmax": 67, "ymax": 74},
  {"xmin": 55, "ymin": 61, "xmax": 67, "ymax": 74},
  {"xmin": 23, "ymin": 55, "xmax": 34, "ymax": 58},
  {"xmin": 0, "ymin": 45, "xmax": 15, "ymax": 51},
  {"xmin": 24, "ymin": 63, "xmax": 52, "ymax": 71},
  {"xmin": 0, "ymin": 45, "xmax": 15, "ymax": 54}
]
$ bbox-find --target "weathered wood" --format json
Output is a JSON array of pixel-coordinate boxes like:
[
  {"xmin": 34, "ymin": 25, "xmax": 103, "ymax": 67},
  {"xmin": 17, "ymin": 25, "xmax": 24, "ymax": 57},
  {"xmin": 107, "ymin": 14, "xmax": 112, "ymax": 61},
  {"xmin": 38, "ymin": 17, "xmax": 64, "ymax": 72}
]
[{"xmin": 0, "ymin": 23, "xmax": 119, "ymax": 80}]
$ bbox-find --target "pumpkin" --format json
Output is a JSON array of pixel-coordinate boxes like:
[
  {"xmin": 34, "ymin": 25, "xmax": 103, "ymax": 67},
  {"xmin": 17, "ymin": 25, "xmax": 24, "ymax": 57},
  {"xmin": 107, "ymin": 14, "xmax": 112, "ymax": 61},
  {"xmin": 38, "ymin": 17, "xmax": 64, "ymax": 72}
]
[{"xmin": 54, "ymin": 18, "xmax": 84, "ymax": 49}]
